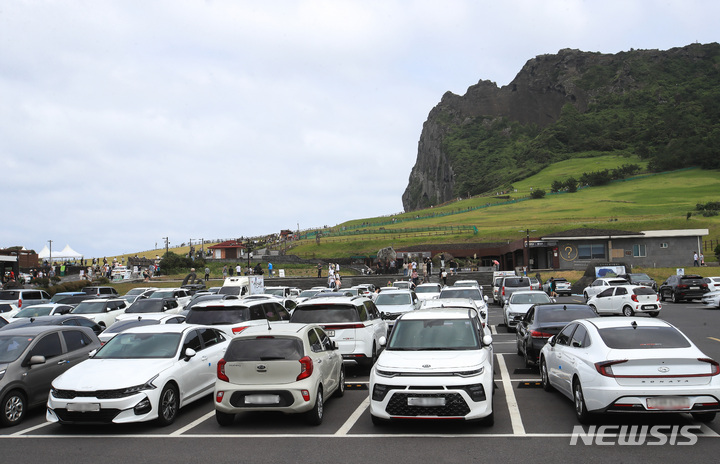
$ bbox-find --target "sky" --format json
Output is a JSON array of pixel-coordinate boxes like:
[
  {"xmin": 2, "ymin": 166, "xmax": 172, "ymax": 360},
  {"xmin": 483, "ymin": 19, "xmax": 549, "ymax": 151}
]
[{"xmin": 2, "ymin": 0, "xmax": 719, "ymax": 259}]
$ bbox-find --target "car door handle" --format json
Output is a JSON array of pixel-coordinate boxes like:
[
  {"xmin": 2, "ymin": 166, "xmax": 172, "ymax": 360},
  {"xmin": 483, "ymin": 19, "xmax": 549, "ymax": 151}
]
[
  {"xmin": 317, "ymin": 359, "xmax": 322, "ymax": 364},
  {"xmin": 57, "ymin": 360, "xmax": 69, "ymax": 365}
]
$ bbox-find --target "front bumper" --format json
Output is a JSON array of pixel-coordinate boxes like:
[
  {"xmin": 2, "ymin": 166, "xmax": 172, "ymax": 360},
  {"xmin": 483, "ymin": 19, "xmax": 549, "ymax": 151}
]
[{"xmin": 47, "ymin": 389, "xmax": 161, "ymax": 424}]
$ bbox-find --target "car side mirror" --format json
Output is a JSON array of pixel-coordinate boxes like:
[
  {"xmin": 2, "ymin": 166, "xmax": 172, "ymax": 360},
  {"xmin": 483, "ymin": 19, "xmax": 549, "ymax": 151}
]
[
  {"xmin": 89, "ymin": 349, "xmax": 97, "ymax": 357},
  {"xmin": 184, "ymin": 348, "xmax": 196, "ymax": 360},
  {"xmin": 378, "ymin": 336, "xmax": 387, "ymax": 347},
  {"xmin": 548, "ymin": 335, "xmax": 556, "ymax": 347},
  {"xmin": 484, "ymin": 295, "xmax": 489, "ymax": 303},
  {"xmin": 29, "ymin": 355, "xmax": 46, "ymax": 366},
  {"xmin": 331, "ymin": 340, "xmax": 339, "ymax": 350},
  {"xmin": 550, "ymin": 298, "xmax": 556, "ymax": 303},
  {"xmin": 482, "ymin": 335, "xmax": 493, "ymax": 346}
]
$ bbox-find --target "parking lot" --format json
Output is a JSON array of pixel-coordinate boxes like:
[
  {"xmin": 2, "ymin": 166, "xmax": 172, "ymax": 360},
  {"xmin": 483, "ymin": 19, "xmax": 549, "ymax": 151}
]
[{"xmin": 3, "ymin": 295, "xmax": 720, "ymax": 461}]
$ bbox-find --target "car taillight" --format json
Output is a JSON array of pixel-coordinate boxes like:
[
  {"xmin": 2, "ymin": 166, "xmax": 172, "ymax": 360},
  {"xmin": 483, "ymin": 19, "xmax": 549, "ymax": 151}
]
[
  {"xmin": 217, "ymin": 358, "xmax": 229, "ymax": 381},
  {"xmin": 631, "ymin": 295, "xmax": 638, "ymax": 302},
  {"xmin": 297, "ymin": 356, "xmax": 313, "ymax": 381},
  {"xmin": 698, "ymin": 358, "xmax": 720, "ymax": 376},
  {"xmin": 323, "ymin": 324, "xmax": 364, "ymax": 330},
  {"xmin": 677, "ymin": 284, "xmax": 689, "ymax": 289},
  {"xmin": 17, "ymin": 298, "xmax": 22, "ymax": 308},
  {"xmin": 502, "ymin": 287, "xmax": 505, "ymax": 296},
  {"xmin": 530, "ymin": 330, "xmax": 553, "ymax": 339},
  {"xmin": 595, "ymin": 359, "xmax": 628, "ymax": 377},
  {"xmin": 232, "ymin": 326, "xmax": 249, "ymax": 334}
]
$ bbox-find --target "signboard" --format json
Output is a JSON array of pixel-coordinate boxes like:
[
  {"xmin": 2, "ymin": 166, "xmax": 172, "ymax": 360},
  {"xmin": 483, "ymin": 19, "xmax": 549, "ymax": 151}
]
[
  {"xmin": 279, "ymin": 269, "xmax": 285, "ymax": 278},
  {"xmin": 676, "ymin": 268, "xmax": 685, "ymax": 276},
  {"xmin": 594, "ymin": 265, "xmax": 626, "ymax": 278},
  {"xmin": 249, "ymin": 275, "xmax": 265, "ymax": 294}
]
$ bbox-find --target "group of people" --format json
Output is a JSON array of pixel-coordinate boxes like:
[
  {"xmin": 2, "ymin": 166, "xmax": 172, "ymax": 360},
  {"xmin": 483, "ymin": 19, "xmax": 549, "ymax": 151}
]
[
  {"xmin": 220, "ymin": 263, "xmax": 267, "ymax": 279},
  {"xmin": 327, "ymin": 263, "xmax": 341, "ymax": 288},
  {"xmin": 693, "ymin": 251, "xmax": 706, "ymax": 267}
]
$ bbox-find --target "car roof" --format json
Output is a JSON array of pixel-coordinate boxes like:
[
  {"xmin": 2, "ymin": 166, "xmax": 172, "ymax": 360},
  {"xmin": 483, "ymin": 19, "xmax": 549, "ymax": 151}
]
[
  {"xmin": 510, "ymin": 290, "xmax": 548, "ymax": 296},
  {"xmin": 421, "ymin": 298, "xmax": 478, "ymax": 309},
  {"xmin": 297, "ymin": 295, "xmax": 366, "ymax": 306},
  {"xmin": 120, "ymin": 323, "xmax": 208, "ymax": 335},
  {"xmin": 189, "ymin": 299, "xmax": 264, "ymax": 309},
  {"xmin": 0, "ymin": 324, "xmax": 89, "ymax": 337},
  {"xmin": 233, "ymin": 323, "xmax": 311, "ymax": 337},
  {"xmin": 398, "ymin": 308, "xmax": 478, "ymax": 320},
  {"xmin": 584, "ymin": 316, "xmax": 671, "ymax": 329}
]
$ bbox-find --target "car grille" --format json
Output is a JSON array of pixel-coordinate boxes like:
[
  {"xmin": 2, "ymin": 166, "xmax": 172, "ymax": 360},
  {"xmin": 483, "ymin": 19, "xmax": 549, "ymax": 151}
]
[
  {"xmin": 53, "ymin": 389, "xmax": 134, "ymax": 400},
  {"xmin": 386, "ymin": 392, "xmax": 470, "ymax": 417},
  {"xmin": 228, "ymin": 390, "xmax": 295, "ymax": 408},
  {"xmin": 54, "ymin": 408, "xmax": 121, "ymax": 423}
]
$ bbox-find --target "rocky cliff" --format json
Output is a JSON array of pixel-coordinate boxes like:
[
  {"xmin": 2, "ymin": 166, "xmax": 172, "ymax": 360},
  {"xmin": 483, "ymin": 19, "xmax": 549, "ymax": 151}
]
[{"xmin": 401, "ymin": 43, "xmax": 720, "ymax": 211}]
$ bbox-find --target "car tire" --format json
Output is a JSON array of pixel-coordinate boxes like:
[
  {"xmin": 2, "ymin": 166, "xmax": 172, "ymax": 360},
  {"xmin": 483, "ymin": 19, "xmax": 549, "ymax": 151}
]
[
  {"xmin": 589, "ymin": 304, "xmax": 598, "ymax": 315},
  {"xmin": 622, "ymin": 306, "xmax": 634, "ymax": 317},
  {"xmin": 305, "ymin": 387, "xmax": 323, "ymax": 426},
  {"xmin": 540, "ymin": 359, "xmax": 553, "ymax": 392},
  {"xmin": 649, "ymin": 311, "xmax": 660, "ymax": 318},
  {"xmin": 334, "ymin": 366, "xmax": 345, "ymax": 398},
  {"xmin": 0, "ymin": 390, "xmax": 26, "ymax": 427},
  {"xmin": 691, "ymin": 412, "xmax": 716, "ymax": 422},
  {"xmin": 573, "ymin": 379, "xmax": 592, "ymax": 424},
  {"xmin": 156, "ymin": 383, "xmax": 179, "ymax": 426},
  {"xmin": 583, "ymin": 292, "xmax": 589, "ymax": 302},
  {"xmin": 659, "ymin": 291, "xmax": 666, "ymax": 302},
  {"xmin": 215, "ymin": 410, "xmax": 235, "ymax": 426},
  {"xmin": 523, "ymin": 343, "xmax": 533, "ymax": 367}
]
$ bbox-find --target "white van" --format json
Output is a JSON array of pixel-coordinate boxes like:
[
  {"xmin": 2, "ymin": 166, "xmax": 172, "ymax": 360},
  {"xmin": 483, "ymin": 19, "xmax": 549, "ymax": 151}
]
[{"xmin": 218, "ymin": 276, "xmax": 265, "ymax": 297}]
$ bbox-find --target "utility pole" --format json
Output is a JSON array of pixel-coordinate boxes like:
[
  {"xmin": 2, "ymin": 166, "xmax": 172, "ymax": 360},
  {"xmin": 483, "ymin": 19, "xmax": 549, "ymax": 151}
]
[
  {"xmin": 48, "ymin": 239, "xmax": 53, "ymax": 265},
  {"xmin": 163, "ymin": 237, "xmax": 169, "ymax": 257}
]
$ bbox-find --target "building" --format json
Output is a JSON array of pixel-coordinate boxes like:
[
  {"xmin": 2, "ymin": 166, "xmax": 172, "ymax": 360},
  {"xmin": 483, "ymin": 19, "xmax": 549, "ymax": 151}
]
[{"xmin": 207, "ymin": 240, "xmax": 247, "ymax": 260}]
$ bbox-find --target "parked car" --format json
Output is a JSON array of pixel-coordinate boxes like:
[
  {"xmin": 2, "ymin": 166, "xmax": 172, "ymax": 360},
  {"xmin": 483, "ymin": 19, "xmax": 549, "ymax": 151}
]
[
  {"xmin": 492, "ymin": 271, "xmax": 517, "ymax": 304},
  {"xmin": 542, "ymin": 277, "xmax": 572, "ymax": 296},
  {"xmin": 618, "ymin": 273, "xmax": 658, "ymax": 291},
  {"xmin": 498, "ymin": 276, "xmax": 532, "ymax": 307},
  {"xmin": 0, "ymin": 289, "xmax": 51, "ymax": 309},
  {"xmin": 528, "ymin": 277, "xmax": 542, "ymax": 291},
  {"xmin": 147, "ymin": 288, "xmax": 192, "ymax": 309},
  {"xmin": 658, "ymin": 274, "xmax": 709, "ymax": 303},
  {"xmin": 701, "ymin": 291, "xmax": 720, "ymax": 309},
  {"xmin": 438, "ymin": 286, "xmax": 489, "ymax": 320},
  {"xmin": 587, "ymin": 285, "xmax": 660, "ymax": 317},
  {"xmin": 582, "ymin": 278, "xmax": 630, "ymax": 301},
  {"xmin": 119, "ymin": 287, "xmax": 158, "ymax": 306},
  {"xmin": 8, "ymin": 303, "xmax": 74, "ymax": 321},
  {"xmin": 420, "ymin": 298, "xmax": 491, "ymax": 333},
  {"xmin": 81, "ymin": 286, "xmax": 119, "ymax": 297},
  {"xmin": 454, "ymin": 280, "xmax": 481, "ymax": 290},
  {"xmin": 183, "ymin": 298, "xmax": 291, "ymax": 337},
  {"xmin": 69, "ymin": 298, "xmax": 128, "ymax": 328},
  {"xmin": 0, "ymin": 315, "xmax": 104, "ymax": 336},
  {"xmin": 413, "ymin": 283, "xmax": 442, "ymax": 301},
  {"xmin": 540, "ymin": 317, "xmax": 720, "ymax": 423},
  {"xmin": 121, "ymin": 297, "xmax": 181, "ymax": 316},
  {"xmin": 0, "ymin": 325, "xmax": 101, "ymax": 426},
  {"xmin": 392, "ymin": 281, "xmax": 414, "ymax": 290},
  {"xmin": 290, "ymin": 295, "xmax": 387, "ymax": 368},
  {"xmin": 0, "ymin": 303, "xmax": 21, "ymax": 320},
  {"xmin": 100, "ymin": 314, "xmax": 186, "ymax": 344},
  {"xmin": 503, "ymin": 291, "xmax": 553, "ymax": 331},
  {"xmin": 214, "ymin": 323, "xmax": 344, "ymax": 426},
  {"xmin": 369, "ymin": 308, "xmax": 494, "ymax": 425},
  {"xmin": 515, "ymin": 303, "xmax": 597, "ymax": 367},
  {"xmin": 49, "ymin": 292, "xmax": 87, "ymax": 303},
  {"xmin": 47, "ymin": 324, "xmax": 229, "ymax": 425},
  {"xmin": 703, "ymin": 276, "xmax": 720, "ymax": 292},
  {"xmin": 373, "ymin": 289, "xmax": 421, "ymax": 329}
]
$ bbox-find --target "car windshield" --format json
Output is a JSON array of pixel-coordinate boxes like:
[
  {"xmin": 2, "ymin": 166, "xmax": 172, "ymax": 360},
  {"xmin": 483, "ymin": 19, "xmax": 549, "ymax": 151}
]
[
  {"xmin": 0, "ymin": 335, "xmax": 34, "ymax": 362},
  {"xmin": 149, "ymin": 290, "xmax": 175, "ymax": 299},
  {"xmin": 95, "ymin": 332, "xmax": 181, "ymax": 358},
  {"xmin": 536, "ymin": 306, "xmax": 596, "ymax": 323},
  {"xmin": 185, "ymin": 307, "xmax": 250, "ymax": 324},
  {"xmin": 265, "ymin": 288, "xmax": 285, "ymax": 297},
  {"xmin": 415, "ymin": 285, "xmax": 441, "ymax": 294},
  {"xmin": 290, "ymin": 306, "xmax": 359, "ymax": 323},
  {"xmin": 14, "ymin": 306, "xmax": 54, "ymax": 318},
  {"xmin": 225, "ymin": 337, "xmax": 303, "ymax": 361},
  {"xmin": 104, "ymin": 319, "xmax": 161, "ymax": 334},
  {"xmin": 126, "ymin": 288, "xmax": 153, "ymax": 296},
  {"xmin": 375, "ymin": 293, "xmax": 412, "ymax": 305},
  {"xmin": 388, "ymin": 319, "xmax": 479, "ymax": 350},
  {"xmin": 298, "ymin": 290, "xmax": 320, "ymax": 298},
  {"xmin": 72, "ymin": 301, "xmax": 107, "ymax": 314},
  {"xmin": 126, "ymin": 299, "xmax": 165, "ymax": 313},
  {"xmin": 510, "ymin": 293, "xmax": 551, "ymax": 304},
  {"xmin": 597, "ymin": 326, "xmax": 691, "ymax": 349},
  {"xmin": 440, "ymin": 289, "xmax": 481, "ymax": 300},
  {"xmin": 50, "ymin": 293, "xmax": 78, "ymax": 303}
]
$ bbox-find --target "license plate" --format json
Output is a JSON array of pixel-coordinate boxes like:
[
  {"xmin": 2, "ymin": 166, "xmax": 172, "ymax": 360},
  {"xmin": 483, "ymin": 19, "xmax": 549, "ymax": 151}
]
[
  {"xmin": 66, "ymin": 403, "xmax": 101, "ymax": 412},
  {"xmin": 642, "ymin": 305, "xmax": 656, "ymax": 310},
  {"xmin": 690, "ymin": 286, "xmax": 700, "ymax": 290},
  {"xmin": 244, "ymin": 394, "xmax": 280, "ymax": 405},
  {"xmin": 407, "ymin": 397, "xmax": 446, "ymax": 407},
  {"xmin": 647, "ymin": 396, "xmax": 690, "ymax": 410},
  {"xmin": 326, "ymin": 330, "xmax": 335, "ymax": 337}
]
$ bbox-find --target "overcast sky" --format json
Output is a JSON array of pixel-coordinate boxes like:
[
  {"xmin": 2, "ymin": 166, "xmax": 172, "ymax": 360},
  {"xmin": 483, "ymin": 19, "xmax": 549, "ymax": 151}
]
[{"xmin": 2, "ymin": 0, "xmax": 718, "ymax": 259}]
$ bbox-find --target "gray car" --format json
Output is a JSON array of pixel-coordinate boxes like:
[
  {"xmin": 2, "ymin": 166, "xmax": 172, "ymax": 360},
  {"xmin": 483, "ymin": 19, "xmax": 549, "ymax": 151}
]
[
  {"xmin": 0, "ymin": 289, "xmax": 51, "ymax": 309},
  {"xmin": 498, "ymin": 276, "xmax": 532, "ymax": 306},
  {"xmin": 0, "ymin": 325, "xmax": 101, "ymax": 426}
]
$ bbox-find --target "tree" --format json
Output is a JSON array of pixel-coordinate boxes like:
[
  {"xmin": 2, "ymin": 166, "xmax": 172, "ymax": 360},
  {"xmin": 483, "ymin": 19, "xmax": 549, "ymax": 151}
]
[
  {"xmin": 565, "ymin": 177, "xmax": 578, "ymax": 192},
  {"xmin": 550, "ymin": 180, "xmax": 563, "ymax": 193},
  {"xmin": 530, "ymin": 189, "xmax": 546, "ymax": 199}
]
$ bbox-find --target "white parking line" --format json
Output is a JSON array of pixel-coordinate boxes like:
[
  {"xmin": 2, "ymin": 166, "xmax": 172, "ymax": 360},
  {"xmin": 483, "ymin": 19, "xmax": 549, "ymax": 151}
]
[
  {"xmin": 10, "ymin": 420, "xmax": 53, "ymax": 436},
  {"xmin": 170, "ymin": 411, "xmax": 214, "ymax": 436},
  {"xmin": 496, "ymin": 353, "xmax": 526, "ymax": 435},
  {"xmin": 335, "ymin": 397, "xmax": 369, "ymax": 436}
]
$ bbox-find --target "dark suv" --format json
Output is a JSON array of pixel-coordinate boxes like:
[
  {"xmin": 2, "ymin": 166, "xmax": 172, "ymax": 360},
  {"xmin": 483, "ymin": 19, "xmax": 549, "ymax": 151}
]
[
  {"xmin": 619, "ymin": 273, "xmax": 658, "ymax": 291},
  {"xmin": 658, "ymin": 274, "xmax": 709, "ymax": 303},
  {"xmin": 81, "ymin": 286, "xmax": 119, "ymax": 297}
]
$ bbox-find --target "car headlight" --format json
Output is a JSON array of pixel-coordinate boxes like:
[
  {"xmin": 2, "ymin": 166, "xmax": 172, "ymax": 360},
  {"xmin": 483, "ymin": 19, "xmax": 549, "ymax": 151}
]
[
  {"xmin": 121, "ymin": 374, "xmax": 159, "ymax": 396},
  {"xmin": 375, "ymin": 369, "xmax": 398, "ymax": 378},
  {"xmin": 455, "ymin": 367, "xmax": 484, "ymax": 377}
]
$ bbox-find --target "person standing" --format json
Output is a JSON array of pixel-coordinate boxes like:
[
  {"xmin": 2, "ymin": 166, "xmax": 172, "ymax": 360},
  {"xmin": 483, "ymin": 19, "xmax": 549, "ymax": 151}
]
[
  {"xmin": 693, "ymin": 251, "xmax": 699, "ymax": 266},
  {"xmin": 268, "ymin": 262, "xmax": 273, "ymax": 277},
  {"xmin": 222, "ymin": 265, "xmax": 228, "ymax": 279},
  {"xmin": 317, "ymin": 262, "xmax": 322, "ymax": 278},
  {"xmin": 700, "ymin": 252, "xmax": 705, "ymax": 266},
  {"xmin": 236, "ymin": 263, "xmax": 242, "ymax": 276},
  {"xmin": 204, "ymin": 267, "xmax": 210, "ymax": 282}
]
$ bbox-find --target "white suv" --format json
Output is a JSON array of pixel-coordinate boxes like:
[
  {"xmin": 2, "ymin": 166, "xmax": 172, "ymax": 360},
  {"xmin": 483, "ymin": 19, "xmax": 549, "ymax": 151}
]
[
  {"xmin": 69, "ymin": 298, "xmax": 128, "ymax": 328},
  {"xmin": 587, "ymin": 285, "xmax": 661, "ymax": 317},
  {"xmin": 184, "ymin": 298, "xmax": 291, "ymax": 337},
  {"xmin": 369, "ymin": 308, "xmax": 494, "ymax": 425},
  {"xmin": 290, "ymin": 296, "xmax": 387, "ymax": 368}
]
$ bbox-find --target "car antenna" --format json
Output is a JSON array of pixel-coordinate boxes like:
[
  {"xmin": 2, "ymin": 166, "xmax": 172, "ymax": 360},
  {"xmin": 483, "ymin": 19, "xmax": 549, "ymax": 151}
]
[
  {"xmin": 30, "ymin": 317, "xmax": 35, "ymax": 323},
  {"xmin": 631, "ymin": 321, "xmax": 638, "ymax": 330},
  {"xmin": 266, "ymin": 319, "xmax": 272, "ymax": 331}
]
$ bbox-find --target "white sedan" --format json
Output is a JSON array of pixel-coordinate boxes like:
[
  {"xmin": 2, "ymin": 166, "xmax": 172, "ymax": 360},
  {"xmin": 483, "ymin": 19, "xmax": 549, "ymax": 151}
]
[
  {"xmin": 47, "ymin": 324, "xmax": 229, "ymax": 425},
  {"xmin": 701, "ymin": 291, "xmax": 720, "ymax": 309},
  {"xmin": 540, "ymin": 317, "xmax": 720, "ymax": 423},
  {"xmin": 503, "ymin": 291, "xmax": 552, "ymax": 331}
]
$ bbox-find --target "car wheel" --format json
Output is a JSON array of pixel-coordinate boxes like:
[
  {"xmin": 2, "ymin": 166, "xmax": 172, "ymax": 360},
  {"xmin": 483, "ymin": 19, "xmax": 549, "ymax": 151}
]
[
  {"xmin": 0, "ymin": 390, "xmax": 26, "ymax": 427},
  {"xmin": 215, "ymin": 410, "xmax": 235, "ymax": 426},
  {"xmin": 516, "ymin": 338, "xmax": 523, "ymax": 356},
  {"xmin": 156, "ymin": 383, "xmax": 179, "ymax": 426},
  {"xmin": 583, "ymin": 292, "xmax": 589, "ymax": 302},
  {"xmin": 691, "ymin": 412, "xmax": 716, "ymax": 422},
  {"xmin": 649, "ymin": 311, "xmax": 660, "ymax": 318},
  {"xmin": 573, "ymin": 379, "xmax": 592, "ymax": 424},
  {"xmin": 622, "ymin": 306, "xmax": 634, "ymax": 317},
  {"xmin": 305, "ymin": 387, "xmax": 323, "ymax": 426},
  {"xmin": 523, "ymin": 343, "xmax": 533, "ymax": 367},
  {"xmin": 540, "ymin": 359, "xmax": 553, "ymax": 392},
  {"xmin": 334, "ymin": 365, "xmax": 345, "ymax": 398},
  {"xmin": 589, "ymin": 304, "xmax": 598, "ymax": 315},
  {"xmin": 659, "ymin": 291, "xmax": 666, "ymax": 302}
]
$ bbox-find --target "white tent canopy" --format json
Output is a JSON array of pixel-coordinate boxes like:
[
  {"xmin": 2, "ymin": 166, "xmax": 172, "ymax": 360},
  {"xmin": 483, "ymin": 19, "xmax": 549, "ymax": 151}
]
[{"xmin": 38, "ymin": 244, "xmax": 83, "ymax": 260}]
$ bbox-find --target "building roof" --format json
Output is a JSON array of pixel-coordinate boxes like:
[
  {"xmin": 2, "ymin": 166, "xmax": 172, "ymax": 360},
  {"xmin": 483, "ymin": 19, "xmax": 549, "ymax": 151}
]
[
  {"xmin": 208, "ymin": 240, "xmax": 246, "ymax": 250},
  {"xmin": 541, "ymin": 228, "xmax": 642, "ymax": 239}
]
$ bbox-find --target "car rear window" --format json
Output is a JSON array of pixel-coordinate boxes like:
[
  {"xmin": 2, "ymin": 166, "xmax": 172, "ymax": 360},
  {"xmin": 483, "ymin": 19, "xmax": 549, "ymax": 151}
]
[
  {"xmin": 504, "ymin": 278, "xmax": 530, "ymax": 287},
  {"xmin": 0, "ymin": 291, "xmax": 19, "ymax": 300},
  {"xmin": 536, "ymin": 306, "xmax": 596, "ymax": 323},
  {"xmin": 185, "ymin": 306, "xmax": 250, "ymax": 324},
  {"xmin": 440, "ymin": 288, "xmax": 481, "ymax": 299},
  {"xmin": 597, "ymin": 326, "xmax": 691, "ymax": 349},
  {"xmin": 633, "ymin": 287, "xmax": 657, "ymax": 296},
  {"xmin": 290, "ymin": 306, "xmax": 359, "ymax": 323},
  {"xmin": 126, "ymin": 299, "xmax": 165, "ymax": 313},
  {"xmin": 225, "ymin": 337, "xmax": 303, "ymax": 361},
  {"xmin": 375, "ymin": 293, "xmax": 412, "ymax": 305}
]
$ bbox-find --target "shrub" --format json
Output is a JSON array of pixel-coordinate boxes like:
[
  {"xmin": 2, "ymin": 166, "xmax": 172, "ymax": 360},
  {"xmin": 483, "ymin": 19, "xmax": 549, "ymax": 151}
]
[{"xmin": 530, "ymin": 189, "xmax": 546, "ymax": 199}]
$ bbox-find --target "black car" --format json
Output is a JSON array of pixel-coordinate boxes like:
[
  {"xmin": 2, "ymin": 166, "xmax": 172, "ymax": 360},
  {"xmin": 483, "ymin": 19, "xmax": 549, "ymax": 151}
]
[
  {"xmin": 618, "ymin": 273, "xmax": 658, "ymax": 291},
  {"xmin": 124, "ymin": 297, "xmax": 179, "ymax": 314},
  {"xmin": 53, "ymin": 294, "xmax": 103, "ymax": 306},
  {"xmin": 0, "ymin": 315, "xmax": 104, "ymax": 336},
  {"xmin": 658, "ymin": 274, "xmax": 709, "ymax": 303},
  {"xmin": 515, "ymin": 303, "xmax": 597, "ymax": 367}
]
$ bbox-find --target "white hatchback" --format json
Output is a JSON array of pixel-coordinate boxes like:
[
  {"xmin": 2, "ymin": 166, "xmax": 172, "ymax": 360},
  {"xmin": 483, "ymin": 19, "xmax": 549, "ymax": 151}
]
[
  {"xmin": 369, "ymin": 308, "xmax": 494, "ymax": 425},
  {"xmin": 587, "ymin": 285, "xmax": 661, "ymax": 317}
]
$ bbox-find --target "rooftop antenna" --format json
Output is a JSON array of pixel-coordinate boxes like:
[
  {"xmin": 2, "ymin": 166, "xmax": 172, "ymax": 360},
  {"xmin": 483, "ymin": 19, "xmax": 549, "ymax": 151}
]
[
  {"xmin": 266, "ymin": 319, "xmax": 272, "ymax": 331},
  {"xmin": 631, "ymin": 321, "xmax": 638, "ymax": 330}
]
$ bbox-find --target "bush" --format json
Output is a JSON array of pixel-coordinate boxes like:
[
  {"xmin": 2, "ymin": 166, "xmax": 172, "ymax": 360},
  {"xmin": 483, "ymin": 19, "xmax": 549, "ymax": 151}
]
[
  {"xmin": 160, "ymin": 251, "xmax": 195, "ymax": 275},
  {"xmin": 530, "ymin": 189, "xmax": 546, "ymax": 199}
]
